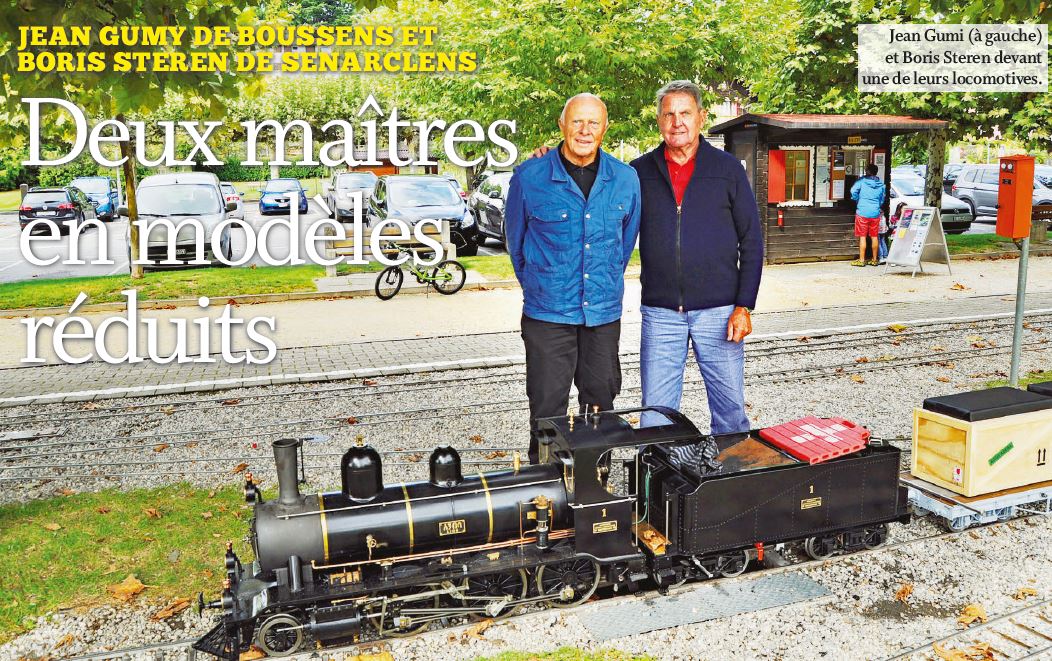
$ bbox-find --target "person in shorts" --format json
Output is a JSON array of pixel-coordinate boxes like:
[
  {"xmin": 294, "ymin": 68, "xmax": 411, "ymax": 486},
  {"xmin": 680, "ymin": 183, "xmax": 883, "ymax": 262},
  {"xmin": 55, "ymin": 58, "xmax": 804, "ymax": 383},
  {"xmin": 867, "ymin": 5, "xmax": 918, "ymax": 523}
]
[{"xmin": 850, "ymin": 163, "xmax": 886, "ymax": 266}]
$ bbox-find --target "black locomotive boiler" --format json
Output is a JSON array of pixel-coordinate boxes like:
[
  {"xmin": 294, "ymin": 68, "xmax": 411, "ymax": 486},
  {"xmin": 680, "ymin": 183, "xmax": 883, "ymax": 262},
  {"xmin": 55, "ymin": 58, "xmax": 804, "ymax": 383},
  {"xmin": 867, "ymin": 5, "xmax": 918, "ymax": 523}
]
[{"xmin": 194, "ymin": 407, "xmax": 909, "ymax": 659}]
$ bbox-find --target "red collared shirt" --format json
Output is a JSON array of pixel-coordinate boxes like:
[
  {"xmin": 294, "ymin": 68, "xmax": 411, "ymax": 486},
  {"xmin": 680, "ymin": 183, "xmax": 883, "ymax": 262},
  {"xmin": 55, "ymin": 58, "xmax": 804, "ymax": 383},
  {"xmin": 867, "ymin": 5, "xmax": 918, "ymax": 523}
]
[{"xmin": 664, "ymin": 149, "xmax": 696, "ymax": 206}]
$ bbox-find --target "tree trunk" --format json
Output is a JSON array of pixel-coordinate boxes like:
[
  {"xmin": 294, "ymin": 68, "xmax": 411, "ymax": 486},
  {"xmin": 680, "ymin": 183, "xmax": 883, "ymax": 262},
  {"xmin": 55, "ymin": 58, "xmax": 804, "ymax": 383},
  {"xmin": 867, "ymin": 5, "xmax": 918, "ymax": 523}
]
[
  {"xmin": 925, "ymin": 129, "xmax": 947, "ymax": 210},
  {"xmin": 117, "ymin": 113, "xmax": 143, "ymax": 279}
]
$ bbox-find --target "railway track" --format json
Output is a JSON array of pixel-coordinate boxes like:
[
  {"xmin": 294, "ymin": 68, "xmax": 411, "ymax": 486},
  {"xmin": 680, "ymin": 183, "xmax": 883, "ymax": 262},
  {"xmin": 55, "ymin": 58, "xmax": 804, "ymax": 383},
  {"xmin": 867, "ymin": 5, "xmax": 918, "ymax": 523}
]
[{"xmin": 48, "ymin": 514, "xmax": 1046, "ymax": 661}]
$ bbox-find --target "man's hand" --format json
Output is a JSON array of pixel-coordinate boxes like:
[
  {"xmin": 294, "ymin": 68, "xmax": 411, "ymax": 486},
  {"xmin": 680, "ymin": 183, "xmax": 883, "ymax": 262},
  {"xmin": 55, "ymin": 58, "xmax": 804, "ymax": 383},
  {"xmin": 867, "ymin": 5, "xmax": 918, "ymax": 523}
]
[
  {"xmin": 530, "ymin": 145, "xmax": 554, "ymax": 159},
  {"xmin": 726, "ymin": 306, "xmax": 752, "ymax": 343}
]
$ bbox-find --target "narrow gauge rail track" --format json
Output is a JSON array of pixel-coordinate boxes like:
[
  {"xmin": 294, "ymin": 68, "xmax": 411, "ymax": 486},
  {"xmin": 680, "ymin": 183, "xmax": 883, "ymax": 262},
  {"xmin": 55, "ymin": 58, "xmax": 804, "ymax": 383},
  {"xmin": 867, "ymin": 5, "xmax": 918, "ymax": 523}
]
[
  {"xmin": 885, "ymin": 598, "xmax": 1052, "ymax": 660},
  {"xmin": 1, "ymin": 314, "xmax": 1047, "ymax": 429},
  {"xmin": 50, "ymin": 515, "xmax": 1047, "ymax": 661},
  {"xmin": 1, "ymin": 340, "xmax": 1050, "ymax": 482}
]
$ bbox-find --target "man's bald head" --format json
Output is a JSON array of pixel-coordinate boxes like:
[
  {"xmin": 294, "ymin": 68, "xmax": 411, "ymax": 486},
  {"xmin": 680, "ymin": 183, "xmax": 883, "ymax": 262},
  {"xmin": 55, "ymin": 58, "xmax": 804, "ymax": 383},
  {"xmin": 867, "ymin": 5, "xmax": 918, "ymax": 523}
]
[{"xmin": 558, "ymin": 93, "xmax": 609, "ymax": 165}]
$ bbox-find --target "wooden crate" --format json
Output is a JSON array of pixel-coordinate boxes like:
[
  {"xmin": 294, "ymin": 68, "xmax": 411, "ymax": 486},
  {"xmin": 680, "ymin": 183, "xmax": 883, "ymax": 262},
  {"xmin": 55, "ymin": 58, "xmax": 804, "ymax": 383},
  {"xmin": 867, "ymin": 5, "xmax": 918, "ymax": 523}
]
[{"xmin": 911, "ymin": 406, "xmax": 1052, "ymax": 497}]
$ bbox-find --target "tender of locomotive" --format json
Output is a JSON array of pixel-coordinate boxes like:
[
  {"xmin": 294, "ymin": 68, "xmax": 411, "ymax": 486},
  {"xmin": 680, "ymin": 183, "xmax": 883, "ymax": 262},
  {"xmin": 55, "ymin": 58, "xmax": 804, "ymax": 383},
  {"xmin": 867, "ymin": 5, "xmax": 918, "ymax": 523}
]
[{"xmin": 194, "ymin": 407, "xmax": 909, "ymax": 659}]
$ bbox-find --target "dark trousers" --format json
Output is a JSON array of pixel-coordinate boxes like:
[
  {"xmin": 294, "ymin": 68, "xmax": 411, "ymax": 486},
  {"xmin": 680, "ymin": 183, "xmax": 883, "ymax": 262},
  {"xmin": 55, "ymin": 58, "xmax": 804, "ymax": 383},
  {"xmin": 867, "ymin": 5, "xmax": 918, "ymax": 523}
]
[{"xmin": 521, "ymin": 314, "xmax": 622, "ymax": 463}]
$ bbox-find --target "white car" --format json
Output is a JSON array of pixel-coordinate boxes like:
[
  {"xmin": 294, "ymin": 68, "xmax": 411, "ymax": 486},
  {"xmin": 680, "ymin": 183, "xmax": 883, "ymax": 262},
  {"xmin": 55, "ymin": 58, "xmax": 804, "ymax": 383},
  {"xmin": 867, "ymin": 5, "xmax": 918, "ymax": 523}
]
[
  {"xmin": 220, "ymin": 182, "xmax": 244, "ymax": 220},
  {"xmin": 121, "ymin": 172, "xmax": 236, "ymax": 269},
  {"xmin": 323, "ymin": 171, "xmax": 378, "ymax": 221}
]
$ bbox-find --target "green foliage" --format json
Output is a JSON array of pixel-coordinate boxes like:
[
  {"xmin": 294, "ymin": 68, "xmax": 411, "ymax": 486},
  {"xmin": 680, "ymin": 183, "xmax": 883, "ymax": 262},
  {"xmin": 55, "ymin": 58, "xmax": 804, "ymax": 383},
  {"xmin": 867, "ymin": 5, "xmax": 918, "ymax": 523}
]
[
  {"xmin": 0, "ymin": 149, "xmax": 36, "ymax": 190},
  {"xmin": 36, "ymin": 159, "xmax": 106, "ymax": 188},
  {"xmin": 195, "ymin": 159, "xmax": 269, "ymax": 182},
  {"xmin": 287, "ymin": 0, "xmax": 360, "ymax": 24},
  {"xmin": 0, "ymin": 264, "xmax": 326, "ymax": 310}
]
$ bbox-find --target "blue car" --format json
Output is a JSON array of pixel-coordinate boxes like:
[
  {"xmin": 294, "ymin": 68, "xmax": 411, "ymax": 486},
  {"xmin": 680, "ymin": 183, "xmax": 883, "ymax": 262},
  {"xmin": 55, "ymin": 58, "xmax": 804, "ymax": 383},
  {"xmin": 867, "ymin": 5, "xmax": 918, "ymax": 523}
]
[
  {"xmin": 259, "ymin": 178, "xmax": 309, "ymax": 215},
  {"xmin": 70, "ymin": 176, "xmax": 119, "ymax": 221}
]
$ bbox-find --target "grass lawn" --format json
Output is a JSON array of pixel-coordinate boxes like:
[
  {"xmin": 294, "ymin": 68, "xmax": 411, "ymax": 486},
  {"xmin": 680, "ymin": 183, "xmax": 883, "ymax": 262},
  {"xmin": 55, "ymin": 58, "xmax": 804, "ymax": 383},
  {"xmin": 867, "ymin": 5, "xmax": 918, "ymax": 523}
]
[
  {"xmin": 985, "ymin": 369, "xmax": 1050, "ymax": 389},
  {"xmin": 0, "ymin": 188, "xmax": 24, "ymax": 211},
  {"xmin": 943, "ymin": 233, "xmax": 1029, "ymax": 255},
  {"xmin": 0, "ymin": 264, "xmax": 325, "ymax": 310},
  {"xmin": 0, "ymin": 486, "xmax": 248, "ymax": 643}
]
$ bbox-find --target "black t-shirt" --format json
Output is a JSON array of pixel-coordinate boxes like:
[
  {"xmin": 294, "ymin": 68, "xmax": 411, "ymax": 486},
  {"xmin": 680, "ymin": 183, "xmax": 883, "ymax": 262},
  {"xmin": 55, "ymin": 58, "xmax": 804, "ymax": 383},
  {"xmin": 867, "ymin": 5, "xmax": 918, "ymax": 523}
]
[{"xmin": 559, "ymin": 146, "xmax": 599, "ymax": 199}]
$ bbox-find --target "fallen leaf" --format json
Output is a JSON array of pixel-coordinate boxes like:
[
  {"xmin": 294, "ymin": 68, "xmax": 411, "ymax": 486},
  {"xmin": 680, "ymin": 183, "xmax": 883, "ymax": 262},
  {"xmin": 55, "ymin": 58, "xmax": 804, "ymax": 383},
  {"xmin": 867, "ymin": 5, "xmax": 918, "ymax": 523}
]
[
  {"xmin": 96, "ymin": 506, "xmax": 111, "ymax": 514},
  {"xmin": 894, "ymin": 583, "xmax": 913, "ymax": 603},
  {"xmin": 796, "ymin": 336, "xmax": 811, "ymax": 343},
  {"xmin": 936, "ymin": 376, "xmax": 951, "ymax": 383},
  {"xmin": 221, "ymin": 399, "xmax": 241, "ymax": 406},
  {"xmin": 239, "ymin": 645, "xmax": 267, "ymax": 660},
  {"xmin": 80, "ymin": 401, "xmax": 102, "ymax": 410},
  {"xmin": 346, "ymin": 416, "xmax": 359, "ymax": 425},
  {"xmin": 160, "ymin": 406, "xmax": 176, "ymax": 416},
  {"xmin": 143, "ymin": 508, "xmax": 162, "ymax": 519},
  {"xmin": 887, "ymin": 324, "xmax": 908, "ymax": 333},
  {"xmin": 43, "ymin": 523, "xmax": 62, "ymax": 531},
  {"xmin": 933, "ymin": 641, "xmax": 993, "ymax": 661},
  {"xmin": 406, "ymin": 453, "xmax": 423, "ymax": 463},
  {"xmin": 208, "ymin": 490, "xmax": 216, "ymax": 498},
  {"xmin": 469, "ymin": 434, "xmax": 484, "ymax": 444},
  {"xmin": 363, "ymin": 379, "xmax": 378, "ymax": 386},
  {"xmin": 483, "ymin": 451, "xmax": 508, "ymax": 460},
  {"xmin": 1012, "ymin": 587, "xmax": 1038, "ymax": 600},
  {"xmin": 151, "ymin": 597, "xmax": 191, "ymax": 621},
  {"xmin": 855, "ymin": 356, "xmax": 870, "ymax": 364},
  {"xmin": 232, "ymin": 463, "xmax": 249, "ymax": 474},
  {"xmin": 107, "ymin": 575, "xmax": 146, "ymax": 601},
  {"xmin": 950, "ymin": 282, "xmax": 969, "ymax": 291},
  {"xmin": 850, "ymin": 374, "xmax": 865, "ymax": 384},
  {"xmin": 153, "ymin": 443, "xmax": 169, "ymax": 453},
  {"xmin": 201, "ymin": 511, "xmax": 214, "ymax": 520},
  {"xmin": 931, "ymin": 345, "xmax": 945, "ymax": 352},
  {"xmin": 54, "ymin": 633, "xmax": 75, "ymax": 649},
  {"xmin": 463, "ymin": 618, "xmax": 493, "ymax": 640},
  {"xmin": 957, "ymin": 603, "xmax": 987, "ymax": 626},
  {"xmin": 875, "ymin": 354, "xmax": 895, "ymax": 362},
  {"xmin": 626, "ymin": 415, "xmax": 641, "ymax": 424},
  {"xmin": 58, "ymin": 488, "xmax": 75, "ymax": 496},
  {"xmin": 185, "ymin": 441, "xmax": 198, "ymax": 449}
]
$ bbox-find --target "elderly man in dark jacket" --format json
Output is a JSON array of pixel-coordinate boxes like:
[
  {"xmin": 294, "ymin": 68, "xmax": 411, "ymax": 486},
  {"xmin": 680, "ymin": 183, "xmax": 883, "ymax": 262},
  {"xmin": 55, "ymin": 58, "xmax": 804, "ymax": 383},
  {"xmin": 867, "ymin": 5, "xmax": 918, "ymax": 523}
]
[{"xmin": 631, "ymin": 80, "xmax": 764, "ymax": 434}]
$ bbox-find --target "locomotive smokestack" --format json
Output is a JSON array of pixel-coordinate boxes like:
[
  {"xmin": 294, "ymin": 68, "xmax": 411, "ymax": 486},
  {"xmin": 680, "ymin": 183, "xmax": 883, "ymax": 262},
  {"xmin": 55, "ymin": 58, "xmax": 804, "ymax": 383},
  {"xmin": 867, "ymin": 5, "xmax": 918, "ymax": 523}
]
[{"xmin": 273, "ymin": 438, "xmax": 302, "ymax": 506}]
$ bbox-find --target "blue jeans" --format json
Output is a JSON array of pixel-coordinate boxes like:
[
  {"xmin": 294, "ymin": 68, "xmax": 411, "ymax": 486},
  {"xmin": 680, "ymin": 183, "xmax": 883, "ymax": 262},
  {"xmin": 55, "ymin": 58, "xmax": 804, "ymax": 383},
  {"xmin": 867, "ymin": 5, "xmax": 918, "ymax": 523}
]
[{"xmin": 640, "ymin": 304, "xmax": 750, "ymax": 434}]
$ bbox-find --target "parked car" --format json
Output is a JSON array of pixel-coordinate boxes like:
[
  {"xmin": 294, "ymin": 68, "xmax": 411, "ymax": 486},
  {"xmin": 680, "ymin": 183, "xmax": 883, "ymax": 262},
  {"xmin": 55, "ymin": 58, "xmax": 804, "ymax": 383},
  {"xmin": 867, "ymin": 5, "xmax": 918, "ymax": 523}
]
[
  {"xmin": 259, "ymin": 178, "xmax": 309, "ymax": 215},
  {"xmin": 220, "ymin": 182, "xmax": 244, "ymax": 220},
  {"xmin": 1034, "ymin": 165, "xmax": 1052, "ymax": 189},
  {"xmin": 942, "ymin": 164, "xmax": 964, "ymax": 194},
  {"xmin": 889, "ymin": 173, "xmax": 973, "ymax": 234},
  {"xmin": 469, "ymin": 171, "xmax": 512, "ymax": 245},
  {"xmin": 69, "ymin": 176, "xmax": 119, "ymax": 221},
  {"xmin": 952, "ymin": 164, "xmax": 1052, "ymax": 219},
  {"xmin": 19, "ymin": 186, "xmax": 98, "ymax": 234},
  {"xmin": 445, "ymin": 174, "xmax": 469, "ymax": 200},
  {"xmin": 323, "ymin": 171, "xmax": 377, "ymax": 221},
  {"xmin": 367, "ymin": 174, "xmax": 479, "ymax": 256},
  {"xmin": 122, "ymin": 172, "xmax": 235, "ymax": 269}
]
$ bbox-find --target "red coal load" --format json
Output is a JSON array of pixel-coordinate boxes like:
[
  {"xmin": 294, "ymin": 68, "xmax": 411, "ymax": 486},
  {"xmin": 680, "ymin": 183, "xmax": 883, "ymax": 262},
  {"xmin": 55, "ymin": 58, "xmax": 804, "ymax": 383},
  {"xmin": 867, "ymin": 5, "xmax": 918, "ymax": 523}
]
[{"xmin": 759, "ymin": 417, "xmax": 870, "ymax": 464}]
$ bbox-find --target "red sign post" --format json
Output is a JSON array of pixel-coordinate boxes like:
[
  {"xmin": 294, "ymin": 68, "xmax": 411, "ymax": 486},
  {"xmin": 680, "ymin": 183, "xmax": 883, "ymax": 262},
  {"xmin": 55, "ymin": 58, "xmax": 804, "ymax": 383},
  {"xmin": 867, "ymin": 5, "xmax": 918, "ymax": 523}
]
[{"xmin": 997, "ymin": 155, "xmax": 1035, "ymax": 387}]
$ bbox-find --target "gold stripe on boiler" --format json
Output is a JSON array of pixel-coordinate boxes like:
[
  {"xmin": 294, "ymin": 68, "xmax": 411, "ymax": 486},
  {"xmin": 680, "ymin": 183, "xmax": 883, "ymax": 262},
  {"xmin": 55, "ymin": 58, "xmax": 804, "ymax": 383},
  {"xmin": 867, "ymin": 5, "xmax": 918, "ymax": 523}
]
[{"xmin": 401, "ymin": 483, "xmax": 415, "ymax": 553}]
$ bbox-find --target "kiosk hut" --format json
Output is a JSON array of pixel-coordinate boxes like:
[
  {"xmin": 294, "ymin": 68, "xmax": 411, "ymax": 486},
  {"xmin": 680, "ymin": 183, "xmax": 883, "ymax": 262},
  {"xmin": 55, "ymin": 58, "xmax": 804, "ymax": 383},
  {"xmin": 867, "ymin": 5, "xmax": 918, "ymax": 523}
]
[{"xmin": 708, "ymin": 114, "xmax": 947, "ymax": 263}]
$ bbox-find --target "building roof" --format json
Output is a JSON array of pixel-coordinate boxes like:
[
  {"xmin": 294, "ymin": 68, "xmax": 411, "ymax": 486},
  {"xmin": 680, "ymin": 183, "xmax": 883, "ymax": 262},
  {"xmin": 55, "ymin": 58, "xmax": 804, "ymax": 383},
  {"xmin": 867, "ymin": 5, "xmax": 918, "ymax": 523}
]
[{"xmin": 708, "ymin": 113, "xmax": 948, "ymax": 135}]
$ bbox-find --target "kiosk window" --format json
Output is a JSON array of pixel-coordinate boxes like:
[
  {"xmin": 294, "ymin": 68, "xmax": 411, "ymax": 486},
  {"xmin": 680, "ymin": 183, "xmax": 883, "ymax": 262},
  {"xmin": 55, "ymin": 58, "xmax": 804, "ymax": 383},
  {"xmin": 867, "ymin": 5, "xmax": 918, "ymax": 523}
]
[{"xmin": 784, "ymin": 150, "xmax": 810, "ymax": 201}]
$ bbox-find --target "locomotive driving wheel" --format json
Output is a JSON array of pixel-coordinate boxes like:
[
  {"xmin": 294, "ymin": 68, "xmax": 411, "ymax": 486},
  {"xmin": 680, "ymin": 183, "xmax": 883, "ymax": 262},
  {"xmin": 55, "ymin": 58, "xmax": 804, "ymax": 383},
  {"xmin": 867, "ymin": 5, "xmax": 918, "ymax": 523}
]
[
  {"xmin": 536, "ymin": 559, "xmax": 601, "ymax": 608},
  {"xmin": 716, "ymin": 550, "xmax": 750, "ymax": 578},
  {"xmin": 256, "ymin": 612, "xmax": 305, "ymax": 656},
  {"xmin": 462, "ymin": 569, "xmax": 529, "ymax": 619},
  {"xmin": 862, "ymin": 524, "xmax": 889, "ymax": 549},
  {"xmin": 362, "ymin": 585, "xmax": 442, "ymax": 638},
  {"xmin": 803, "ymin": 536, "xmax": 837, "ymax": 560}
]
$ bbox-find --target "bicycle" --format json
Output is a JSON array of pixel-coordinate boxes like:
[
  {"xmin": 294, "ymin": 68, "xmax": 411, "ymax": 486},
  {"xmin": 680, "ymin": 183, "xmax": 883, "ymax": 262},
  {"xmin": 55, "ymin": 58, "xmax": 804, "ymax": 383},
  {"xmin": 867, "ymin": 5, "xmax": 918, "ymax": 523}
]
[{"xmin": 374, "ymin": 241, "xmax": 467, "ymax": 300}]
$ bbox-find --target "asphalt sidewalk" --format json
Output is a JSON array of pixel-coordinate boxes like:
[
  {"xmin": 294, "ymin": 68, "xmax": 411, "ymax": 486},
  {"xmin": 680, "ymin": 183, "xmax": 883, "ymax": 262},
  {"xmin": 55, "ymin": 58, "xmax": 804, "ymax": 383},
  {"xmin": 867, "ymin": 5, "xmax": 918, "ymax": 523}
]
[{"xmin": 2, "ymin": 285, "xmax": 1051, "ymax": 407}]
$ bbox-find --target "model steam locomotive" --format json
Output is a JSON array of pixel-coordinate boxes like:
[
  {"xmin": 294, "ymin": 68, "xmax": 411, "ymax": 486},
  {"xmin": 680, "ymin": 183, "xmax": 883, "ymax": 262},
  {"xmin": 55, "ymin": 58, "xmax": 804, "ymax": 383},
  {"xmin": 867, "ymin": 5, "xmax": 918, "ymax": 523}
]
[{"xmin": 193, "ymin": 407, "xmax": 909, "ymax": 658}]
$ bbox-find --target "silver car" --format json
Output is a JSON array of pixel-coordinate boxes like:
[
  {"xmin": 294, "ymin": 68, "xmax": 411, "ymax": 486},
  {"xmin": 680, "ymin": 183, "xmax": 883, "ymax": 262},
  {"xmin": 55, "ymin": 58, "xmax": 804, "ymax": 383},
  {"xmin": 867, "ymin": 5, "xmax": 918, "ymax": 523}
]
[
  {"xmin": 890, "ymin": 173, "xmax": 973, "ymax": 234},
  {"xmin": 220, "ymin": 182, "xmax": 245, "ymax": 220},
  {"xmin": 323, "ymin": 171, "xmax": 378, "ymax": 221},
  {"xmin": 952, "ymin": 164, "xmax": 1052, "ymax": 218},
  {"xmin": 121, "ymin": 172, "xmax": 236, "ymax": 270}
]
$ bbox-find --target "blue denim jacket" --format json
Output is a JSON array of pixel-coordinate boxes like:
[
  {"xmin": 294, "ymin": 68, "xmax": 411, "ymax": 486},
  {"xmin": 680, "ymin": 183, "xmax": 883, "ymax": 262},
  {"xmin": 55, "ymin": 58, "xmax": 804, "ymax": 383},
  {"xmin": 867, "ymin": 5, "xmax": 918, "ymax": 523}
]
[{"xmin": 505, "ymin": 149, "xmax": 641, "ymax": 326}]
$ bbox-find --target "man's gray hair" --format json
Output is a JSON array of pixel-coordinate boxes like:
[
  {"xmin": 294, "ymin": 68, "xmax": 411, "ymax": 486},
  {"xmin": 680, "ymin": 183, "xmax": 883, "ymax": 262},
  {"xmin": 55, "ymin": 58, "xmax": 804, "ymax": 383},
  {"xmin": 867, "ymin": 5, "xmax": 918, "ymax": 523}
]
[
  {"xmin": 656, "ymin": 80, "xmax": 702, "ymax": 115},
  {"xmin": 559, "ymin": 93, "xmax": 608, "ymax": 125}
]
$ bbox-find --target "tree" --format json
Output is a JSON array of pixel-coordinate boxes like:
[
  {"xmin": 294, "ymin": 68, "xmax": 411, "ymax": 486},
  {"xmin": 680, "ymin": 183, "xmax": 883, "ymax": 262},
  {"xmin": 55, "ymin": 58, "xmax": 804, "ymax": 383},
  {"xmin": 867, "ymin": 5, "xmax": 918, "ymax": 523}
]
[
  {"xmin": 0, "ymin": 1, "xmax": 261, "ymax": 277},
  {"xmin": 751, "ymin": 0, "xmax": 1046, "ymax": 206},
  {"xmin": 361, "ymin": 0, "xmax": 730, "ymax": 176}
]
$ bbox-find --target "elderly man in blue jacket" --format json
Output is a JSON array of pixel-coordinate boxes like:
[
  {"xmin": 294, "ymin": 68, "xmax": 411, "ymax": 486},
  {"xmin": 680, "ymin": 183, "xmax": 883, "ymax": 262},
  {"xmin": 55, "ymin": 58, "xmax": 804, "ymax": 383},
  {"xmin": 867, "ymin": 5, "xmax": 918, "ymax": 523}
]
[
  {"xmin": 631, "ymin": 80, "xmax": 764, "ymax": 435},
  {"xmin": 505, "ymin": 93, "xmax": 642, "ymax": 463}
]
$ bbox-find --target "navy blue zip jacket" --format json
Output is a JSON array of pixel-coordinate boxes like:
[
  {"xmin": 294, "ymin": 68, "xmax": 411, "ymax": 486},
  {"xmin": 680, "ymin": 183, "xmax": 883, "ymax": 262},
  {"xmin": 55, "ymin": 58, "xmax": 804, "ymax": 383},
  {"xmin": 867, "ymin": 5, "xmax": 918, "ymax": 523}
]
[{"xmin": 630, "ymin": 138, "xmax": 763, "ymax": 311}]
